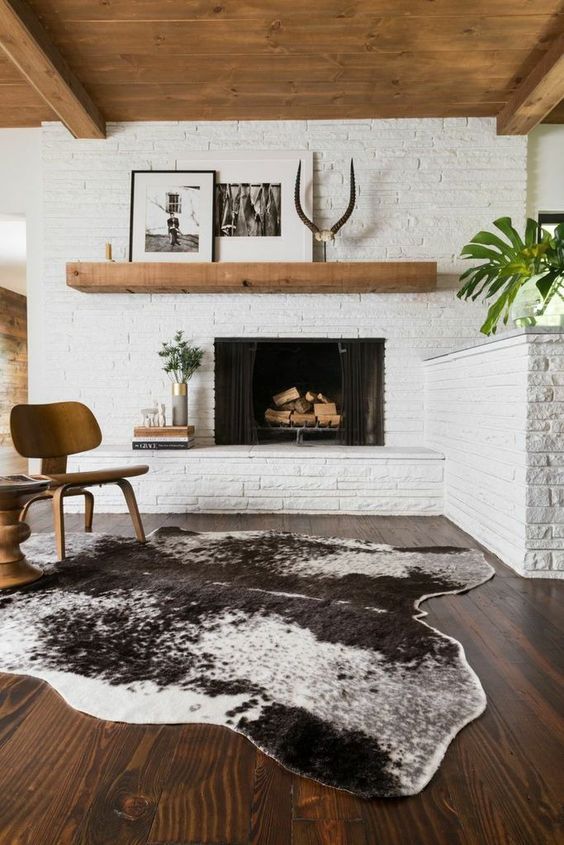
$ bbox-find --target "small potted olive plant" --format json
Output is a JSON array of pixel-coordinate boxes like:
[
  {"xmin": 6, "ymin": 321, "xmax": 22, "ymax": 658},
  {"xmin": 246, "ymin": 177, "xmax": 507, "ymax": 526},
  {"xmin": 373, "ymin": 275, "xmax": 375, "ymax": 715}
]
[
  {"xmin": 158, "ymin": 331, "xmax": 204, "ymax": 426},
  {"xmin": 457, "ymin": 217, "xmax": 564, "ymax": 335}
]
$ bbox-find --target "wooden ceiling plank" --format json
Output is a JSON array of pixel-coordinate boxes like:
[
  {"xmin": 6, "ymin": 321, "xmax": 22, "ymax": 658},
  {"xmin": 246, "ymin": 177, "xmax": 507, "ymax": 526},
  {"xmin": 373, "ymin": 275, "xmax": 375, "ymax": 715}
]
[
  {"xmin": 72, "ymin": 50, "xmax": 532, "ymax": 87},
  {"xmin": 89, "ymin": 80, "xmax": 511, "ymax": 103},
  {"xmin": 30, "ymin": 15, "xmax": 557, "ymax": 59},
  {"xmin": 497, "ymin": 31, "xmax": 564, "ymax": 133},
  {"xmin": 0, "ymin": 1, "xmax": 559, "ymax": 128},
  {"xmin": 0, "ymin": 80, "xmax": 53, "ymax": 123},
  {"xmin": 0, "ymin": 0, "xmax": 105, "ymax": 137},
  {"xmin": 27, "ymin": 0, "xmax": 564, "ymax": 23},
  {"xmin": 100, "ymin": 97, "xmax": 501, "ymax": 123}
]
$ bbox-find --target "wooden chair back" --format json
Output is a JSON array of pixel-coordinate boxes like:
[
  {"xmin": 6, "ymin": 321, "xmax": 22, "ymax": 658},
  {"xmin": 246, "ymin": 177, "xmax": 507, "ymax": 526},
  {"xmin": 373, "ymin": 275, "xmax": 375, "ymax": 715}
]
[{"xmin": 10, "ymin": 402, "xmax": 102, "ymax": 474}]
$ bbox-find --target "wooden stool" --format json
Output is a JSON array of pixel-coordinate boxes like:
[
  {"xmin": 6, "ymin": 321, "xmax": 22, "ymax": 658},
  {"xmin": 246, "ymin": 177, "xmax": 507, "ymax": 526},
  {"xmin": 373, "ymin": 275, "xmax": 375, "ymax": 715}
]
[{"xmin": 0, "ymin": 485, "xmax": 48, "ymax": 590}]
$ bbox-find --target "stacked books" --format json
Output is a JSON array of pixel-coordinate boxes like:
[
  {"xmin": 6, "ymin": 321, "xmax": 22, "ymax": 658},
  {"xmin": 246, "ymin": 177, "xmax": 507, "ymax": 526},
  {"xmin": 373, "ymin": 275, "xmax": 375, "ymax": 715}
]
[{"xmin": 132, "ymin": 426, "xmax": 195, "ymax": 450}]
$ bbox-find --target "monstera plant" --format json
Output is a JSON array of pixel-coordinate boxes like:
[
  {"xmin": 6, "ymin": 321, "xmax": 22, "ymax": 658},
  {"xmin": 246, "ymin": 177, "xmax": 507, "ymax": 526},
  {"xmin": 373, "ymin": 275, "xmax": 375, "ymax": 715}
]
[{"xmin": 457, "ymin": 217, "xmax": 564, "ymax": 335}]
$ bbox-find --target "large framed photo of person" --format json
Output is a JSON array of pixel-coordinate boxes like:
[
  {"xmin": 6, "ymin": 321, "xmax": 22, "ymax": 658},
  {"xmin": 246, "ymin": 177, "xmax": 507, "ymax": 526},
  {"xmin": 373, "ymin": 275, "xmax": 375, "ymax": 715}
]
[
  {"xmin": 177, "ymin": 152, "xmax": 313, "ymax": 262},
  {"xmin": 129, "ymin": 170, "xmax": 215, "ymax": 262}
]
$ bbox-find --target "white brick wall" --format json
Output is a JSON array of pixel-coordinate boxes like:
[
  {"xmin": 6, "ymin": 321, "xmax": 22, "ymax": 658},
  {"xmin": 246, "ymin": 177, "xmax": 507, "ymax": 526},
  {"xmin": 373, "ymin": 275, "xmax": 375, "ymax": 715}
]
[
  {"xmin": 35, "ymin": 117, "xmax": 527, "ymax": 449},
  {"xmin": 424, "ymin": 331, "xmax": 564, "ymax": 578}
]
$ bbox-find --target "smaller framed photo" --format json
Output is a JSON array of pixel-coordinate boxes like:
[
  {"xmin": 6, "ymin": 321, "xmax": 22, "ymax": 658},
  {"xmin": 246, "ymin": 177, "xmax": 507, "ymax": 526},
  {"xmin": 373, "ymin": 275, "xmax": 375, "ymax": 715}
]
[
  {"xmin": 178, "ymin": 152, "xmax": 313, "ymax": 262},
  {"xmin": 129, "ymin": 170, "xmax": 215, "ymax": 262}
]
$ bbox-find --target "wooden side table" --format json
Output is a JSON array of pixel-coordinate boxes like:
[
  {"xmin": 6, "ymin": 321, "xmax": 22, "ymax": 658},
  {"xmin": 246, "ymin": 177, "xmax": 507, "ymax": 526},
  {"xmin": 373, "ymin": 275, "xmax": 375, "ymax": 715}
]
[{"xmin": 0, "ymin": 483, "xmax": 49, "ymax": 590}]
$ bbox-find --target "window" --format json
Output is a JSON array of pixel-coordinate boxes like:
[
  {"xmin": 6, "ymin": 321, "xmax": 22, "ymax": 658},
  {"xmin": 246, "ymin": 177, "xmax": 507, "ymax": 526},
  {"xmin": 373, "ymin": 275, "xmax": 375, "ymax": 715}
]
[{"xmin": 166, "ymin": 193, "xmax": 181, "ymax": 214}]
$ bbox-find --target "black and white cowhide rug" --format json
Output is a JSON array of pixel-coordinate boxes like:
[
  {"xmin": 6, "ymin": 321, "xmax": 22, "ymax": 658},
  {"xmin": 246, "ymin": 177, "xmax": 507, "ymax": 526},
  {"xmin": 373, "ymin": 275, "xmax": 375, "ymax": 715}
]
[{"xmin": 0, "ymin": 528, "xmax": 494, "ymax": 798}]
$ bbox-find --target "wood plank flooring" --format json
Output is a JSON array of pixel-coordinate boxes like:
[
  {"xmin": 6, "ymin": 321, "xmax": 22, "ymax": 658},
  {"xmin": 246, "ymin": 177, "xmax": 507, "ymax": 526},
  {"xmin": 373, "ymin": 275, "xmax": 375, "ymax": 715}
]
[{"xmin": 0, "ymin": 507, "xmax": 562, "ymax": 845}]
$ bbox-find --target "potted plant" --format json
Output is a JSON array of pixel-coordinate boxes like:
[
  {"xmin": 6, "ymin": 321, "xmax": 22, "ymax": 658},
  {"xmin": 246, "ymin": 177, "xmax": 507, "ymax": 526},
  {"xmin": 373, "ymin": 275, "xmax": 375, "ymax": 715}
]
[
  {"xmin": 457, "ymin": 217, "xmax": 564, "ymax": 335},
  {"xmin": 158, "ymin": 331, "xmax": 204, "ymax": 426}
]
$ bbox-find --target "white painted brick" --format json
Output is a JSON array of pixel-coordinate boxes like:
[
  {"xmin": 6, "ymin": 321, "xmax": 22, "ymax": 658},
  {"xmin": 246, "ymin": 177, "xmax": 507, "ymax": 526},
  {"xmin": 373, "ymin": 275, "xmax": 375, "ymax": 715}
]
[
  {"xmin": 36, "ymin": 117, "xmax": 526, "ymax": 449},
  {"xmin": 63, "ymin": 447, "xmax": 444, "ymax": 516},
  {"xmin": 282, "ymin": 497, "xmax": 340, "ymax": 511},
  {"xmin": 524, "ymin": 551, "xmax": 553, "ymax": 570},
  {"xmin": 551, "ymin": 553, "xmax": 564, "ymax": 570},
  {"xmin": 37, "ymin": 117, "xmax": 564, "ymax": 558},
  {"xmin": 425, "ymin": 332, "xmax": 564, "ymax": 577},
  {"xmin": 526, "ymin": 487, "xmax": 551, "ymax": 506}
]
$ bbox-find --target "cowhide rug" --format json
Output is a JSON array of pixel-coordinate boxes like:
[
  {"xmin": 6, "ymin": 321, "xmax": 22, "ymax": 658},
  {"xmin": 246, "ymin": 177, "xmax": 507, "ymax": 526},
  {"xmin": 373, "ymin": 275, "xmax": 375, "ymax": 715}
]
[{"xmin": 0, "ymin": 528, "xmax": 494, "ymax": 798}]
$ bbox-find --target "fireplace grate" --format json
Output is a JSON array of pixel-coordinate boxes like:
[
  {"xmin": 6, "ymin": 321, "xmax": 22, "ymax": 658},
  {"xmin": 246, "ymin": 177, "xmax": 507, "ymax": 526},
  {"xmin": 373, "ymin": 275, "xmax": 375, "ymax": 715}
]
[{"xmin": 258, "ymin": 423, "xmax": 340, "ymax": 446}]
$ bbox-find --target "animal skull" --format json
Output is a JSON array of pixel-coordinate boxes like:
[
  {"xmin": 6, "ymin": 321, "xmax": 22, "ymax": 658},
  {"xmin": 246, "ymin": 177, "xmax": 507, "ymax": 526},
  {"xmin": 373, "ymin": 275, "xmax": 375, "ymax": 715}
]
[{"xmin": 315, "ymin": 230, "xmax": 336, "ymax": 243}]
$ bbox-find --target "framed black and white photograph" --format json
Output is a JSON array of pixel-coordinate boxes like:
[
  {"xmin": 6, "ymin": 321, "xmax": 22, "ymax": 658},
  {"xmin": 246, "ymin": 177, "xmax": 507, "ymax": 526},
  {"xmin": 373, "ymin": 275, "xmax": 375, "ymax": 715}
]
[
  {"xmin": 215, "ymin": 183, "xmax": 281, "ymax": 238},
  {"xmin": 177, "ymin": 152, "xmax": 313, "ymax": 261},
  {"xmin": 129, "ymin": 170, "xmax": 215, "ymax": 262}
]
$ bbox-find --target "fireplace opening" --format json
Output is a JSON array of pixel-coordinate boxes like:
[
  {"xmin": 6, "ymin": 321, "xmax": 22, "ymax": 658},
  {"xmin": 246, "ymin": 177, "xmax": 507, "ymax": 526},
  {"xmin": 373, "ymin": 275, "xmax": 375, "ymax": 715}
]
[
  {"xmin": 255, "ymin": 341, "xmax": 342, "ymax": 443},
  {"xmin": 215, "ymin": 338, "xmax": 384, "ymax": 446}
]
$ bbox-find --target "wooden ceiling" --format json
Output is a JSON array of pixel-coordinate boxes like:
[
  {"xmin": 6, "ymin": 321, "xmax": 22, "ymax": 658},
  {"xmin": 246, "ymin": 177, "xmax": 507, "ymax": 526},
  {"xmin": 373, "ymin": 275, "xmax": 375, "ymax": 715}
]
[{"xmin": 0, "ymin": 0, "xmax": 563, "ymax": 137}]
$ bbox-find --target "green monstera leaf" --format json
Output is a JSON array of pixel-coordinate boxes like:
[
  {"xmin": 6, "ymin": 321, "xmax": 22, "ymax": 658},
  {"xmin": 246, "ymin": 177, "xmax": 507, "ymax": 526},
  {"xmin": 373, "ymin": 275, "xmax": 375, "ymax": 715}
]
[{"xmin": 457, "ymin": 217, "xmax": 564, "ymax": 335}]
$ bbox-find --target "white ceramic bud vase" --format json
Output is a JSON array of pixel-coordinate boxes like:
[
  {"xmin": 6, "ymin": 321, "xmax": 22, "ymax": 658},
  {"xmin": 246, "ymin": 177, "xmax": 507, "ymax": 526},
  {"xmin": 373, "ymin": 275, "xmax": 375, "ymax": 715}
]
[{"xmin": 172, "ymin": 382, "xmax": 188, "ymax": 426}]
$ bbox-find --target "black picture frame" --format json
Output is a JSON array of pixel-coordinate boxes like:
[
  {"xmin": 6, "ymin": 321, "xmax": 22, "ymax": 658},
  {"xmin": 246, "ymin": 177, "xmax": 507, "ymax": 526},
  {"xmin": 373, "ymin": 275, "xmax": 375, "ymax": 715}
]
[{"xmin": 129, "ymin": 169, "xmax": 216, "ymax": 262}]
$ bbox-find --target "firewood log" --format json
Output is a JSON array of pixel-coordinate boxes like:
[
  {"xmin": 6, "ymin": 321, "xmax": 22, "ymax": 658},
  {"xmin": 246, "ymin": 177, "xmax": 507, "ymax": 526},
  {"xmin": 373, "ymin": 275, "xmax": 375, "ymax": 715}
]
[
  {"xmin": 314, "ymin": 402, "xmax": 337, "ymax": 416},
  {"xmin": 316, "ymin": 414, "xmax": 341, "ymax": 428},
  {"xmin": 305, "ymin": 391, "xmax": 316, "ymax": 403},
  {"xmin": 294, "ymin": 397, "xmax": 313, "ymax": 413},
  {"xmin": 265, "ymin": 408, "xmax": 292, "ymax": 426},
  {"xmin": 316, "ymin": 393, "xmax": 331, "ymax": 403},
  {"xmin": 292, "ymin": 412, "xmax": 316, "ymax": 426},
  {"xmin": 273, "ymin": 387, "xmax": 300, "ymax": 407}
]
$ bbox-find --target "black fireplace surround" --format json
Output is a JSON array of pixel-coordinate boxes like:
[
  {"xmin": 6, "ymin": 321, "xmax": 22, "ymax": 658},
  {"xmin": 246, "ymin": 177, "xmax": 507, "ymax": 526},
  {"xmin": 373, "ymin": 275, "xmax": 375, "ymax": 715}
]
[{"xmin": 215, "ymin": 338, "xmax": 384, "ymax": 446}]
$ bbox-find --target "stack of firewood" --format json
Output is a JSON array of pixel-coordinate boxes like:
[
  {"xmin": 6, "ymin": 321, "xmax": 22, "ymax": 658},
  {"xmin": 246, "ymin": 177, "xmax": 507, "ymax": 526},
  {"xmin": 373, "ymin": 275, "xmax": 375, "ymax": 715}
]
[{"xmin": 264, "ymin": 387, "xmax": 341, "ymax": 428}]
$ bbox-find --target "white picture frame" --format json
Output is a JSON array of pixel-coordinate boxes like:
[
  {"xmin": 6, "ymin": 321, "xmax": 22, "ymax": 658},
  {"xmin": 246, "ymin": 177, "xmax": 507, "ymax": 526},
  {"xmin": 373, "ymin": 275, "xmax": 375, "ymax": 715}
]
[
  {"xmin": 177, "ymin": 151, "xmax": 313, "ymax": 262},
  {"xmin": 129, "ymin": 170, "xmax": 215, "ymax": 262}
]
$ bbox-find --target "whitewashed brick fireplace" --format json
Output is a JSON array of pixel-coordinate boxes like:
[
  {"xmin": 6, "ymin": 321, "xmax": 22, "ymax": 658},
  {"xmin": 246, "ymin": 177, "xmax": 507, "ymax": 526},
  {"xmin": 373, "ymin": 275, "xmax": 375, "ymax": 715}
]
[
  {"xmin": 31, "ymin": 116, "xmax": 564, "ymax": 578},
  {"xmin": 37, "ymin": 117, "xmax": 526, "ymax": 440}
]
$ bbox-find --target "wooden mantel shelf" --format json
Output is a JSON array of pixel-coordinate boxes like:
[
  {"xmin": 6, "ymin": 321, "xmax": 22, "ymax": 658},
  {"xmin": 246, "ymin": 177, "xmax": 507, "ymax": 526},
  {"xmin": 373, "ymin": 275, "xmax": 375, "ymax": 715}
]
[{"xmin": 66, "ymin": 261, "xmax": 437, "ymax": 294}]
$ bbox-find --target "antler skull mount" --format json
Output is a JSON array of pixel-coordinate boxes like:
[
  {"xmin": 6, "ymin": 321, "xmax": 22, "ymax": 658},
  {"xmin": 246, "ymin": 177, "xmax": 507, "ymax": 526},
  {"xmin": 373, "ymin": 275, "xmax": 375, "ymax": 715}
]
[{"xmin": 294, "ymin": 159, "xmax": 356, "ymax": 243}]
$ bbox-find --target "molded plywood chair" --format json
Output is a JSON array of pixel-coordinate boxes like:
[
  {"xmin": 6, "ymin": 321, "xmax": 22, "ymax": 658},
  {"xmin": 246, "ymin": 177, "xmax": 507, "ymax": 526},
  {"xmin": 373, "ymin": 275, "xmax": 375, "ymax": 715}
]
[{"xmin": 10, "ymin": 402, "xmax": 149, "ymax": 561}]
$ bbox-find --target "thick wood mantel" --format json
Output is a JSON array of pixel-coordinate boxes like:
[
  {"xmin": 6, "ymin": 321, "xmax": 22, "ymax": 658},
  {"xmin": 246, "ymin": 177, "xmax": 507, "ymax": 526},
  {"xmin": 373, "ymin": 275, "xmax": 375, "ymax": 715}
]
[{"xmin": 66, "ymin": 261, "xmax": 437, "ymax": 294}]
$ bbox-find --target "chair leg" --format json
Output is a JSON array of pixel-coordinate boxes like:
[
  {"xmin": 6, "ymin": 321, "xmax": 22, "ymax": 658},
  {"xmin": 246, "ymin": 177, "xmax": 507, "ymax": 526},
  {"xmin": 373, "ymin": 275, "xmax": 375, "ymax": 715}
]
[
  {"xmin": 84, "ymin": 491, "xmax": 94, "ymax": 533},
  {"xmin": 19, "ymin": 493, "xmax": 51, "ymax": 523},
  {"xmin": 52, "ymin": 486, "xmax": 67, "ymax": 561},
  {"xmin": 117, "ymin": 479, "xmax": 146, "ymax": 543}
]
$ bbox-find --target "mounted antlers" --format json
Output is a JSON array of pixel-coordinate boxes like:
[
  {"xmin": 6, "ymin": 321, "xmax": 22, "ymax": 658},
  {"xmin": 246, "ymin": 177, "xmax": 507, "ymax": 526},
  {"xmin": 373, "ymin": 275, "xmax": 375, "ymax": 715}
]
[{"xmin": 295, "ymin": 159, "xmax": 356, "ymax": 243}]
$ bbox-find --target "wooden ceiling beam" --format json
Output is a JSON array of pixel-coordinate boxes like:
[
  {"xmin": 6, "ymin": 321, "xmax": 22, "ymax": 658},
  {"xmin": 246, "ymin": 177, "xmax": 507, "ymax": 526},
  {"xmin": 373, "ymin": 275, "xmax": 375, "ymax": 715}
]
[
  {"xmin": 497, "ymin": 31, "xmax": 564, "ymax": 134},
  {"xmin": 0, "ymin": 0, "xmax": 105, "ymax": 138}
]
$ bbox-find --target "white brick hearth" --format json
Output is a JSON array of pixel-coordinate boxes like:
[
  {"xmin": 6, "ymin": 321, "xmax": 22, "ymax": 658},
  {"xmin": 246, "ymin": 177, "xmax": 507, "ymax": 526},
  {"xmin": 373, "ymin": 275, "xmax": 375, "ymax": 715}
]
[{"xmin": 65, "ymin": 445, "xmax": 444, "ymax": 515}]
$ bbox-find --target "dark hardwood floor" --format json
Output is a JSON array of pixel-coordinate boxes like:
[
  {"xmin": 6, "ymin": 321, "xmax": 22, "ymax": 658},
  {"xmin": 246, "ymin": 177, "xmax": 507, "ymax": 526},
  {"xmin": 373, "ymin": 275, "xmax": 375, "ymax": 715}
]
[{"xmin": 0, "ymin": 507, "xmax": 562, "ymax": 845}]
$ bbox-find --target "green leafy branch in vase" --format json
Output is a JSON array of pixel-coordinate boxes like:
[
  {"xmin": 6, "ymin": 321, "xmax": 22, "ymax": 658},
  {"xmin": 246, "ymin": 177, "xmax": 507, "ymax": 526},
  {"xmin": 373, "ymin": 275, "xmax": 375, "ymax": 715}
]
[
  {"xmin": 457, "ymin": 217, "xmax": 564, "ymax": 335},
  {"xmin": 158, "ymin": 331, "xmax": 204, "ymax": 383}
]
